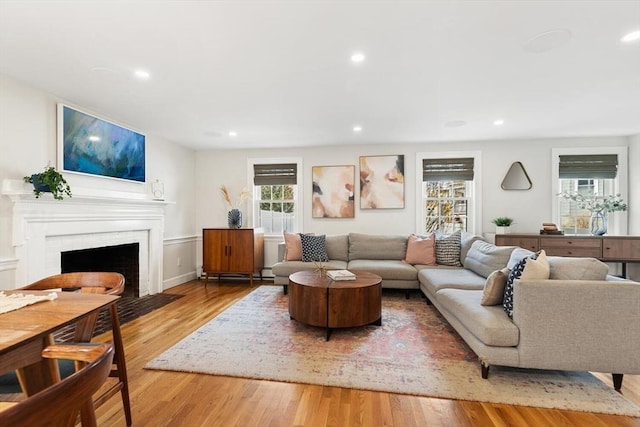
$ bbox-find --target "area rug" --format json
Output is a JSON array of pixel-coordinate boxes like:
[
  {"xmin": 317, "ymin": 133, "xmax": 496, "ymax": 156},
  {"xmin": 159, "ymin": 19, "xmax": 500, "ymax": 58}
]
[{"xmin": 145, "ymin": 286, "xmax": 640, "ymax": 416}]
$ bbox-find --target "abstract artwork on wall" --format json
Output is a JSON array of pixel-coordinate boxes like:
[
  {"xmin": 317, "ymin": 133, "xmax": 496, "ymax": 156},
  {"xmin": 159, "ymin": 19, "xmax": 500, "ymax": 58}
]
[
  {"xmin": 312, "ymin": 165, "xmax": 355, "ymax": 218},
  {"xmin": 359, "ymin": 155, "xmax": 405, "ymax": 209},
  {"xmin": 58, "ymin": 104, "xmax": 146, "ymax": 182}
]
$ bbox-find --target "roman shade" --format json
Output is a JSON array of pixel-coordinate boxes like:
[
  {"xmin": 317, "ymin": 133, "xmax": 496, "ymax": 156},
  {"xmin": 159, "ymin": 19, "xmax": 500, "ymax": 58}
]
[
  {"xmin": 253, "ymin": 163, "xmax": 297, "ymax": 185},
  {"xmin": 423, "ymin": 158, "xmax": 474, "ymax": 181},
  {"xmin": 558, "ymin": 154, "xmax": 618, "ymax": 179}
]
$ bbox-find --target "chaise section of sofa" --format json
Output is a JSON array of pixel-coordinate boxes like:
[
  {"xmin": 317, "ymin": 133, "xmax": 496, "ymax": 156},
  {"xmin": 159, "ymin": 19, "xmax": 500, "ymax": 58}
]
[{"xmin": 418, "ymin": 239, "xmax": 640, "ymax": 388}]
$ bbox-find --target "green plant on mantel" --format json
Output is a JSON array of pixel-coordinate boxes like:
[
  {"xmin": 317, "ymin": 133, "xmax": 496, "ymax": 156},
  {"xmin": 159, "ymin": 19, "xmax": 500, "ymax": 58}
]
[
  {"xmin": 491, "ymin": 217, "xmax": 514, "ymax": 226},
  {"xmin": 23, "ymin": 165, "xmax": 72, "ymax": 200}
]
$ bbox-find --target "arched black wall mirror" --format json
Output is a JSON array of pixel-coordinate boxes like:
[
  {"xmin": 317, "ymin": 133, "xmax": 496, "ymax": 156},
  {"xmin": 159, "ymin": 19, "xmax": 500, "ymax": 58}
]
[{"xmin": 501, "ymin": 161, "xmax": 532, "ymax": 190}]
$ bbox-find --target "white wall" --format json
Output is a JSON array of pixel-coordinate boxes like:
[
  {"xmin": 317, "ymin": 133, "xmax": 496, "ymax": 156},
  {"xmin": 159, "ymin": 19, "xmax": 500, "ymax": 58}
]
[
  {"xmin": 195, "ymin": 136, "xmax": 638, "ymax": 280},
  {"xmin": 0, "ymin": 74, "xmax": 198, "ymax": 289}
]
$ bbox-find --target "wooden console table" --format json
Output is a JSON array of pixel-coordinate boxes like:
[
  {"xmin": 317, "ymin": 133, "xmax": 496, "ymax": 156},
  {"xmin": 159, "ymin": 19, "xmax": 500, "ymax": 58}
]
[{"xmin": 495, "ymin": 234, "xmax": 640, "ymax": 278}]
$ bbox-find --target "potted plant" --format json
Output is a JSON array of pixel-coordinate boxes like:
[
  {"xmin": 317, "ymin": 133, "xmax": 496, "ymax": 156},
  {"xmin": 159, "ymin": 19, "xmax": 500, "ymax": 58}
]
[
  {"xmin": 492, "ymin": 216, "xmax": 514, "ymax": 234},
  {"xmin": 23, "ymin": 165, "xmax": 72, "ymax": 200}
]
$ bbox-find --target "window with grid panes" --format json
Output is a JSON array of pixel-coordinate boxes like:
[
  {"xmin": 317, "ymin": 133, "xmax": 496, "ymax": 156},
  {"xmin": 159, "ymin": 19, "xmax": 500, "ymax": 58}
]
[
  {"xmin": 253, "ymin": 163, "xmax": 298, "ymax": 234},
  {"xmin": 421, "ymin": 157, "xmax": 474, "ymax": 234}
]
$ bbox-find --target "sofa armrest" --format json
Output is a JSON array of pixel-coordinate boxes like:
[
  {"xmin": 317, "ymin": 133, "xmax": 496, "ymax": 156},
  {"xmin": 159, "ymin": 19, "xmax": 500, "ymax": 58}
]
[
  {"xmin": 277, "ymin": 242, "xmax": 286, "ymax": 262},
  {"xmin": 512, "ymin": 279, "xmax": 640, "ymax": 374}
]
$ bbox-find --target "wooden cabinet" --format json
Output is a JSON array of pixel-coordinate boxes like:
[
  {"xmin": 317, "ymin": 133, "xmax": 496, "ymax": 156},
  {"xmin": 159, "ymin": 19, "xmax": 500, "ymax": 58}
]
[
  {"xmin": 495, "ymin": 234, "xmax": 640, "ymax": 278},
  {"xmin": 602, "ymin": 237, "xmax": 640, "ymax": 262},
  {"xmin": 493, "ymin": 235, "xmax": 539, "ymax": 252},
  {"xmin": 202, "ymin": 228, "xmax": 264, "ymax": 285}
]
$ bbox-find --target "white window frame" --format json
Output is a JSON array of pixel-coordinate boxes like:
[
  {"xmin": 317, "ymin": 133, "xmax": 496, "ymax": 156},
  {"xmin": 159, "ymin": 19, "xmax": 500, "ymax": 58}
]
[
  {"xmin": 247, "ymin": 157, "xmax": 303, "ymax": 236},
  {"xmin": 415, "ymin": 151, "xmax": 482, "ymax": 235},
  {"xmin": 551, "ymin": 147, "xmax": 628, "ymax": 235}
]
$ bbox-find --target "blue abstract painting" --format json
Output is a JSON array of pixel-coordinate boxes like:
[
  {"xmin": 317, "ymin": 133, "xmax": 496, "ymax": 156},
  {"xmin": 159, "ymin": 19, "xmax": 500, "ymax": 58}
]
[{"xmin": 61, "ymin": 105, "xmax": 145, "ymax": 182}]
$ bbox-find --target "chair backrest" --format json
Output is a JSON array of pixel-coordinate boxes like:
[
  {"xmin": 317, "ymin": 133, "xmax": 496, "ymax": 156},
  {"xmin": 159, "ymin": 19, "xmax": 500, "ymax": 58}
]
[
  {"xmin": 0, "ymin": 343, "xmax": 114, "ymax": 427},
  {"xmin": 21, "ymin": 272, "xmax": 125, "ymax": 296}
]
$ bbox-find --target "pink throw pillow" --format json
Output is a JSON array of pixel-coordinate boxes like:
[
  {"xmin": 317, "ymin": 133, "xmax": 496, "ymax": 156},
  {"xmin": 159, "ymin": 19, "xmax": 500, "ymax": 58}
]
[
  {"xmin": 284, "ymin": 232, "xmax": 314, "ymax": 261},
  {"xmin": 404, "ymin": 233, "xmax": 436, "ymax": 265}
]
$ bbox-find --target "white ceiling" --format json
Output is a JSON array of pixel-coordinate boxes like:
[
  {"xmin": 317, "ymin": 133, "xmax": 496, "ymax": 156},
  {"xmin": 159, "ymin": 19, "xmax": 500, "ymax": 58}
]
[{"xmin": 1, "ymin": 1, "xmax": 639, "ymax": 150}]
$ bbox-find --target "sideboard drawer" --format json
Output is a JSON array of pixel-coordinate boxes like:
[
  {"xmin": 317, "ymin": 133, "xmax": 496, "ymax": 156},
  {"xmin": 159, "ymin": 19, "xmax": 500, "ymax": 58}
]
[
  {"xmin": 543, "ymin": 247, "xmax": 602, "ymax": 257},
  {"xmin": 540, "ymin": 237, "xmax": 602, "ymax": 249}
]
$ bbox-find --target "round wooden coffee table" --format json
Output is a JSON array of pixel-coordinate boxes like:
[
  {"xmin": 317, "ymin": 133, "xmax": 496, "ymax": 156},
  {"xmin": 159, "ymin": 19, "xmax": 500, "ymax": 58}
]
[{"xmin": 288, "ymin": 270, "xmax": 382, "ymax": 340}]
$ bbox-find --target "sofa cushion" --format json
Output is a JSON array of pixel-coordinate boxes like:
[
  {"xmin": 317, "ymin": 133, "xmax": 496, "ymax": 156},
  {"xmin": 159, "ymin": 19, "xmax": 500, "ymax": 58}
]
[
  {"xmin": 503, "ymin": 250, "xmax": 549, "ymax": 318},
  {"xmin": 347, "ymin": 259, "xmax": 418, "ymax": 281},
  {"xmin": 272, "ymin": 260, "xmax": 348, "ymax": 277},
  {"xmin": 507, "ymin": 247, "xmax": 535, "ymax": 269},
  {"xmin": 326, "ymin": 235, "xmax": 349, "ymax": 261},
  {"xmin": 434, "ymin": 231, "xmax": 462, "ymax": 266},
  {"xmin": 418, "ymin": 267, "xmax": 485, "ymax": 296},
  {"xmin": 300, "ymin": 234, "xmax": 329, "ymax": 262},
  {"xmin": 436, "ymin": 289, "xmax": 520, "ymax": 347},
  {"xmin": 481, "ymin": 267, "xmax": 511, "ymax": 306},
  {"xmin": 460, "ymin": 232, "xmax": 483, "ymax": 263},
  {"xmin": 348, "ymin": 233, "xmax": 407, "ymax": 260},
  {"xmin": 548, "ymin": 256, "xmax": 608, "ymax": 280},
  {"xmin": 404, "ymin": 233, "xmax": 436, "ymax": 265},
  {"xmin": 463, "ymin": 240, "xmax": 515, "ymax": 278}
]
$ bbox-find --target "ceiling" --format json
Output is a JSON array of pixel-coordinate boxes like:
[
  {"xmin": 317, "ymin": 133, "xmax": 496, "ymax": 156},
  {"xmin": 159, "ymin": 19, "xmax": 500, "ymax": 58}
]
[{"xmin": 1, "ymin": 1, "xmax": 639, "ymax": 151}]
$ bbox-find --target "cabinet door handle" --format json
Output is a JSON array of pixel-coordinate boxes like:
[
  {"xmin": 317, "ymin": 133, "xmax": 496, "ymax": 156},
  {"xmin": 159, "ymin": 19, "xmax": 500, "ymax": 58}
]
[{"xmin": 228, "ymin": 246, "xmax": 232, "ymax": 256}]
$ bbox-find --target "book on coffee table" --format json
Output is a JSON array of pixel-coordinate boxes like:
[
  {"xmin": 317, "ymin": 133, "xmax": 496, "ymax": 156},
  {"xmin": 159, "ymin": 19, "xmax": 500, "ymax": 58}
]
[{"xmin": 327, "ymin": 269, "xmax": 356, "ymax": 281}]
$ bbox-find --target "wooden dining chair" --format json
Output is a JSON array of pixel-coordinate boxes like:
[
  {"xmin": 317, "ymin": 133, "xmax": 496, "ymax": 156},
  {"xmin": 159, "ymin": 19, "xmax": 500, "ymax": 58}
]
[
  {"xmin": 18, "ymin": 272, "xmax": 132, "ymax": 426},
  {"xmin": 0, "ymin": 343, "xmax": 114, "ymax": 427}
]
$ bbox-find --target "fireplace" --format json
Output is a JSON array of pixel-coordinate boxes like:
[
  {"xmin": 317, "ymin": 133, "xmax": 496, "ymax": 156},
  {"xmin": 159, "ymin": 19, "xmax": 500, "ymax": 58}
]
[
  {"xmin": 61, "ymin": 243, "xmax": 140, "ymax": 298},
  {"xmin": 5, "ymin": 188, "xmax": 167, "ymax": 295}
]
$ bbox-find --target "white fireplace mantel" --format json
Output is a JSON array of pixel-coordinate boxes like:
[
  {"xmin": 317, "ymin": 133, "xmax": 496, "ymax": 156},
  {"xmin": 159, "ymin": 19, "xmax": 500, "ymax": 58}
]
[{"xmin": 3, "ymin": 184, "xmax": 169, "ymax": 295}]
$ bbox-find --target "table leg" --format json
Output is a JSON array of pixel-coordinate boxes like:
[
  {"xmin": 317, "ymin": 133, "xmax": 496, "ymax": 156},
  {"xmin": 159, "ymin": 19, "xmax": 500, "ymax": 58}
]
[
  {"xmin": 109, "ymin": 304, "xmax": 133, "ymax": 426},
  {"xmin": 16, "ymin": 335, "xmax": 59, "ymax": 396}
]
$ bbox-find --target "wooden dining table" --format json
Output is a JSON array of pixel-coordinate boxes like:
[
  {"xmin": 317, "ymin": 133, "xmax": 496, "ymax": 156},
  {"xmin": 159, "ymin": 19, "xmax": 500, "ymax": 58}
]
[{"xmin": 0, "ymin": 290, "xmax": 119, "ymax": 396}]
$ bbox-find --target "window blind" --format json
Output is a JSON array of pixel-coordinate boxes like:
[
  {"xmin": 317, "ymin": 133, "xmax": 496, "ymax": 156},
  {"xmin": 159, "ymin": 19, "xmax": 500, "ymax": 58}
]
[
  {"xmin": 253, "ymin": 163, "xmax": 297, "ymax": 185},
  {"xmin": 422, "ymin": 158, "xmax": 474, "ymax": 181},
  {"xmin": 558, "ymin": 154, "xmax": 618, "ymax": 179}
]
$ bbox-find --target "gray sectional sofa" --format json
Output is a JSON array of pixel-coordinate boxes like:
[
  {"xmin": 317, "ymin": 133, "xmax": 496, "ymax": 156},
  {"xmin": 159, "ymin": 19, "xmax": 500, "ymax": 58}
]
[{"xmin": 271, "ymin": 232, "xmax": 640, "ymax": 388}]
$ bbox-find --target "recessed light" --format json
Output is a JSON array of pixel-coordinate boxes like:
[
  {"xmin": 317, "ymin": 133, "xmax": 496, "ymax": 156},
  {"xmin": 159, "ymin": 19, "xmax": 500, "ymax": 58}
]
[
  {"xmin": 350, "ymin": 52, "xmax": 365, "ymax": 63},
  {"xmin": 88, "ymin": 135, "xmax": 100, "ymax": 142},
  {"xmin": 352, "ymin": 125, "xmax": 363, "ymax": 133},
  {"xmin": 228, "ymin": 131, "xmax": 238, "ymax": 137},
  {"xmin": 493, "ymin": 119, "xmax": 505, "ymax": 126},
  {"xmin": 523, "ymin": 29, "xmax": 572, "ymax": 53},
  {"xmin": 134, "ymin": 69, "xmax": 150, "ymax": 80},
  {"xmin": 621, "ymin": 30, "xmax": 640, "ymax": 43}
]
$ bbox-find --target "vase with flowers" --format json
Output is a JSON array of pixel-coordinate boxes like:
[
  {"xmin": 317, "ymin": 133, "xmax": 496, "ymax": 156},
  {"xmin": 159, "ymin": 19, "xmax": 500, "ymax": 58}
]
[
  {"xmin": 559, "ymin": 192, "xmax": 627, "ymax": 235},
  {"xmin": 221, "ymin": 185, "xmax": 250, "ymax": 228}
]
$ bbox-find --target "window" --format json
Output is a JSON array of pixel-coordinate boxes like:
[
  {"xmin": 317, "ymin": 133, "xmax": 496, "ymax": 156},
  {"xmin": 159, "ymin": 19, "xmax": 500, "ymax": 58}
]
[
  {"xmin": 416, "ymin": 153, "xmax": 481, "ymax": 235},
  {"xmin": 251, "ymin": 160, "xmax": 301, "ymax": 234},
  {"xmin": 552, "ymin": 147, "xmax": 628, "ymax": 236}
]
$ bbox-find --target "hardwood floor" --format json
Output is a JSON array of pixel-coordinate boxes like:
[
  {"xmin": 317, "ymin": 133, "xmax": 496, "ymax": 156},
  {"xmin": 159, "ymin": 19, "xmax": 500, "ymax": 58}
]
[{"xmin": 94, "ymin": 280, "xmax": 640, "ymax": 427}]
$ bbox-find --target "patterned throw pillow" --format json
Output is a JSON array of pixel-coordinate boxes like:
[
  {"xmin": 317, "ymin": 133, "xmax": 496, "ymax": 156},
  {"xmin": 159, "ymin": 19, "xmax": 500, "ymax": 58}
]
[
  {"xmin": 503, "ymin": 250, "xmax": 549, "ymax": 318},
  {"xmin": 434, "ymin": 231, "xmax": 462, "ymax": 266},
  {"xmin": 300, "ymin": 234, "xmax": 329, "ymax": 262}
]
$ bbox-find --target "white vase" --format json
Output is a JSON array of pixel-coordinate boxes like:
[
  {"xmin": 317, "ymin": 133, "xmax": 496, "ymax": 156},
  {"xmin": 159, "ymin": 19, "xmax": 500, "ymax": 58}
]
[{"xmin": 495, "ymin": 226, "xmax": 510, "ymax": 235}]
